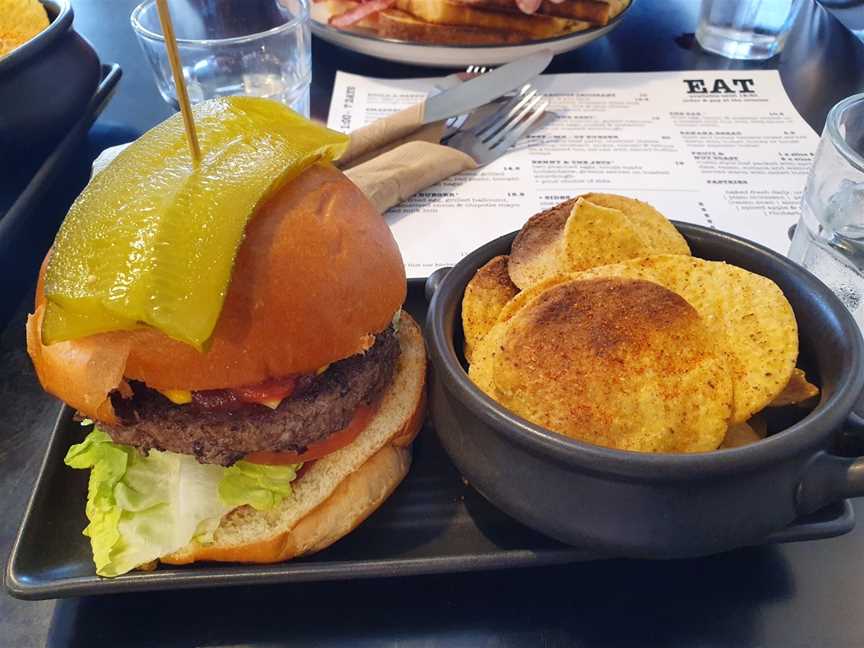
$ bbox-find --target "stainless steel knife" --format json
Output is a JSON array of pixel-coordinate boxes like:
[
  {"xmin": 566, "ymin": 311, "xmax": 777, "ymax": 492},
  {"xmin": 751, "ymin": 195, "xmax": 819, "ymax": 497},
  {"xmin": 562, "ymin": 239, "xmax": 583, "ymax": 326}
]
[
  {"xmin": 337, "ymin": 50, "xmax": 553, "ymax": 168},
  {"xmin": 422, "ymin": 50, "xmax": 553, "ymax": 123}
]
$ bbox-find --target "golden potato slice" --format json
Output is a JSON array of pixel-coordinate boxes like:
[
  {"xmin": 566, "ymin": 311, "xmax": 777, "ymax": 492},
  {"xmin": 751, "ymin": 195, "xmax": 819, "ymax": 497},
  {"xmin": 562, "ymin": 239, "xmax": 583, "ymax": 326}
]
[
  {"xmin": 748, "ymin": 413, "xmax": 768, "ymax": 439},
  {"xmin": 577, "ymin": 255, "xmax": 798, "ymax": 423},
  {"xmin": 467, "ymin": 320, "xmax": 507, "ymax": 397},
  {"xmin": 581, "ymin": 193, "xmax": 690, "ymax": 257},
  {"xmin": 507, "ymin": 201, "xmax": 570, "ymax": 290},
  {"xmin": 507, "ymin": 194, "xmax": 689, "ymax": 289},
  {"xmin": 768, "ymin": 368, "xmax": 819, "ymax": 407},
  {"xmin": 461, "ymin": 255, "xmax": 518, "ymax": 363},
  {"xmin": 720, "ymin": 414, "xmax": 767, "ymax": 448},
  {"xmin": 560, "ymin": 198, "xmax": 648, "ymax": 272},
  {"xmin": 496, "ymin": 275, "xmax": 570, "ymax": 325},
  {"xmin": 720, "ymin": 422, "xmax": 761, "ymax": 448},
  {"xmin": 492, "ymin": 278, "xmax": 733, "ymax": 453},
  {"xmin": 468, "ymin": 275, "xmax": 562, "ymax": 397},
  {"xmin": 0, "ymin": 0, "xmax": 49, "ymax": 57},
  {"xmin": 467, "ymin": 275, "xmax": 562, "ymax": 396}
]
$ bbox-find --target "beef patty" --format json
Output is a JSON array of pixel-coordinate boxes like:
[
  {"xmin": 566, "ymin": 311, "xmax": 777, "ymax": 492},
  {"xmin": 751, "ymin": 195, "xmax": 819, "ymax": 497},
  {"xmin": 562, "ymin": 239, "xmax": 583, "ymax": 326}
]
[{"xmin": 104, "ymin": 327, "xmax": 400, "ymax": 466}]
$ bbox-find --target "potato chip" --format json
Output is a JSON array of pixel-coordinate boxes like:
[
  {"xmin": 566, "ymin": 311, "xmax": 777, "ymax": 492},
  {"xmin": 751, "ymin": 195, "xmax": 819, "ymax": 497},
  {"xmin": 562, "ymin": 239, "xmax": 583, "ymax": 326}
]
[
  {"xmin": 492, "ymin": 278, "xmax": 732, "ymax": 453},
  {"xmin": 768, "ymin": 368, "xmax": 819, "ymax": 407},
  {"xmin": 467, "ymin": 275, "xmax": 561, "ymax": 397},
  {"xmin": 748, "ymin": 413, "xmax": 768, "ymax": 439},
  {"xmin": 576, "ymin": 255, "xmax": 798, "ymax": 423},
  {"xmin": 507, "ymin": 194, "xmax": 689, "ymax": 289},
  {"xmin": 0, "ymin": 0, "xmax": 49, "ymax": 57},
  {"xmin": 497, "ymin": 275, "xmax": 569, "ymax": 324},
  {"xmin": 467, "ymin": 319, "xmax": 507, "ymax": 397},
  {"xmin": 560, "ymin": 198, "xmax": 648, "ymax": 272},
  {"xmin": 720, "ymin": 422, "xmax": 761, "ymax": 448},
  {"xmin": 461, "ymin": 255, "xmax": 518, "ymax": 363},
  {"xmin": 720, "ymin": 413, "xmax": 767, "ymax": 448},
  {"xmin": 581, "ymin": 193, "xmax": 690, "ymax": 257},
  {"xmin": 507, "ymin": 200, "xmax": 570, "ymax": 290}
]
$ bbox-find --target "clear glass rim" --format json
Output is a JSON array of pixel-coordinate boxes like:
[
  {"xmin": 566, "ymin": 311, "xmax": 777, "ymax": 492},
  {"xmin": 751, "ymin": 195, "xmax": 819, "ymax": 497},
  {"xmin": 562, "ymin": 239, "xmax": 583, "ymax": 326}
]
[
  {"xmin": 130, "ymin": 0, "xmax": 308, "ymax": 45},
  {"xmin": 826, "ymin": 92, "xmax": 864, "ymax": 175}
]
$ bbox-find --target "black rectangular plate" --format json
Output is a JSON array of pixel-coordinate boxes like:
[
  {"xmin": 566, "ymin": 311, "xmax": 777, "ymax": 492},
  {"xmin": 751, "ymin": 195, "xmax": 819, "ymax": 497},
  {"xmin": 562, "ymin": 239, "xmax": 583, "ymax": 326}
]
[{"xmin": 6, "ymin": 284, "xmax": 856, "ymax": 600}]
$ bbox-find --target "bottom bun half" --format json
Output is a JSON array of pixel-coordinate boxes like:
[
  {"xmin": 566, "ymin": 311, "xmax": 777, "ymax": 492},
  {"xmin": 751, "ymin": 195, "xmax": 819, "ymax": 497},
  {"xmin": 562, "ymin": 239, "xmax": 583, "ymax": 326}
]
[{"xmin": 161, "ymin": 311, "xmax": 427, "ymax": 566}]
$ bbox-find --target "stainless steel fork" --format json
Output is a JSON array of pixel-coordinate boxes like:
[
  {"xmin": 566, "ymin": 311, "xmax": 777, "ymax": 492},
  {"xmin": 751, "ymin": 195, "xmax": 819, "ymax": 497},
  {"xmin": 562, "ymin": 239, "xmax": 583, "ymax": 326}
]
[{"xmin": 444, "ymin": 86, "xmax": 550, "ymax": 165}]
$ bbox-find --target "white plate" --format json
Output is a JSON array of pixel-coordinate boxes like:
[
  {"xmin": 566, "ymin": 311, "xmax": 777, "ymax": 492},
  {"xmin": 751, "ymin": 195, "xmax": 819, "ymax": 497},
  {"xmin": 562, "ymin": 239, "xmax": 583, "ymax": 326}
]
[{"xmin": 310, "ymin": 1, "xmax": 634, "ymax": 68}]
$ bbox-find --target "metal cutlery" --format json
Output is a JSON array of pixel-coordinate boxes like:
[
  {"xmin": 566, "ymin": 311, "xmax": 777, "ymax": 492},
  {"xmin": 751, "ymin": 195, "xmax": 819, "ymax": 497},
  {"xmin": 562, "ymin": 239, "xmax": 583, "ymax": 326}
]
[
  {"xmin": 421, "ymin": 50, "xmax": 552, "ymax": 124},
  {"xmin": 443, "ymin": 64, "xmax": 545, "ymax": 139},
  {"xmin": 436, "ymin": 64, "xmax": 490, "ymax": 93},
  {"xmin": 443, "ymin": 65, "xmax": 491, "ymax": 133},
  {"xmin": 343, "ymin": 89, "xmax": 550, "ymax": 213},
  {"xmin": 338, "ymin": 50, "xmax": 552, "ymax": 168},
  {"xmin": 343, "ymin": 57, "xmax": 552, "ymax": 211},
  {"xmin": 445, "ymin": 86, "xmax": 550, "ymax": 165}
]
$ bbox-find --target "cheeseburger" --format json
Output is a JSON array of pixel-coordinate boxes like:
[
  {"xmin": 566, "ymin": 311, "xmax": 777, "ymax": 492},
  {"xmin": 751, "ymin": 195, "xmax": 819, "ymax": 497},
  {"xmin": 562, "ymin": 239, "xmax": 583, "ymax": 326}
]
[{"xmin": 26, "ymin": 97, "xmax": 426, "ymax": 577}]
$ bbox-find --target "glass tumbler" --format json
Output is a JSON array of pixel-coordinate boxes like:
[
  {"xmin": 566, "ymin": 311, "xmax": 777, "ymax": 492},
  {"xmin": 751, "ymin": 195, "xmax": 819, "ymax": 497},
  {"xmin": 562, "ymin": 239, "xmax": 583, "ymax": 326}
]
[
  {"xmin": 131, "ymin": 0, "xmax": 311, "ymax": 116},
  {"xmin": 696, "ymin": 0, "xmax": 803, "ymax": 60},
  {"xmin": 790, "ymin": 94, "xmax": 864, "ymax": 329}
]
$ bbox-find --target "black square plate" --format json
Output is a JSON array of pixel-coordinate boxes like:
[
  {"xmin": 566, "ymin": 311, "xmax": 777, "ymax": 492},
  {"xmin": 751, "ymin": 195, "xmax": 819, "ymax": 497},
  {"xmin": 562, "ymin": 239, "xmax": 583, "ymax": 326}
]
[{"xmin": 5, "ymin": 281, "xmax": 855, "ymax": 600}]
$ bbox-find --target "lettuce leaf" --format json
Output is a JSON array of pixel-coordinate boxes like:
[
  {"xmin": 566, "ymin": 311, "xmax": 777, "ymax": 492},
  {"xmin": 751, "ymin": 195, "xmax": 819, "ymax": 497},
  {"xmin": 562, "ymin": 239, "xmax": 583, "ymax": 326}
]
[
  {"xmin": 219, "ymin": 461, "xmax": 300, "ymax": 511},
  {"xmin": 64, "ymin": 428, "xmax": 299, "ymax": 577}
]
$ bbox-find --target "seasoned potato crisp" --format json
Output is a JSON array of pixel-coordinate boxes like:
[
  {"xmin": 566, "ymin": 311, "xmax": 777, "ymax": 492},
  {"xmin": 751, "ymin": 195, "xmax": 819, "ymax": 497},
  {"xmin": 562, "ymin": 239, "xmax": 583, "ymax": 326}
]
[
  {"xmin": 577, "ymin": 255, "xmax": 798, "ymax": 423},
  {"xmin": 462, "ymin": 193, "xmax": 806, "ymax": 455},
  {"xmin": 769, "ymin": 368, "xmax": 819, "ymax": 407},
  {"xmin": 492, "ymin": 278, "xmax": 732, "ymax": 453},
  {"xmin": 507, "ymin": 194, "xmax": 689, "ymax": 289},
  {"xmin": 560, "ymin": 198, "xmax": 648, "ymax": 273},
  {"xmin": 461, "ymin": 255, "xmax": 518, "ymax": 363},
  {"xmin": 467, "ymin": 319, "xmax": 507, "ymax": 398},
  {"xmin": 580, "ymin": 193, "xmax": 690, "ymax": 257},
  {"xmin": 0, "ymin": 0, "xmax": 49, "ymax": 57}
]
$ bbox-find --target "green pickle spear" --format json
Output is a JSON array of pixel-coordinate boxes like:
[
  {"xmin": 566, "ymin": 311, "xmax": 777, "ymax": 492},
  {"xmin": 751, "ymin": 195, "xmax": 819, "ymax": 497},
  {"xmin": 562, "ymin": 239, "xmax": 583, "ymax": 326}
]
[{"xmin": 42, "ymin": 97, "xmax": 348, "ymax": 349}]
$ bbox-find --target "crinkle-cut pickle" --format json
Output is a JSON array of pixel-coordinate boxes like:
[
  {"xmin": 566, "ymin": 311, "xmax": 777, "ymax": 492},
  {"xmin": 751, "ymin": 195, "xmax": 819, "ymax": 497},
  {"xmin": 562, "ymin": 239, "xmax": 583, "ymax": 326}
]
[{"xmin": 42, "ymin": 96, "xmax": 349, "ymax": 349}]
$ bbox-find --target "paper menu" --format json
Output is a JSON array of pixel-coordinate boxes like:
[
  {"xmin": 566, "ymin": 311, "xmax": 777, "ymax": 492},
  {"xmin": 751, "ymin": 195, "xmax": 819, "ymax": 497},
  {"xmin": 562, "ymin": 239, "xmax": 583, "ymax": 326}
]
[{"xmin": 327, "ymin": 69, "xmax": 820, "ymax": 278}]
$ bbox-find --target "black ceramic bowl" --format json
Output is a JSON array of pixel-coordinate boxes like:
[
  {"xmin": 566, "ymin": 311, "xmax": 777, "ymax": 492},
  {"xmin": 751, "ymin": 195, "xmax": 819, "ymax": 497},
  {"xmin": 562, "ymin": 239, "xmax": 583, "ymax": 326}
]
[
  {"xmin": 426, "ymin": 223, "xmax": 864, "ymax": 558},
  {"xmin": 0, "ymin": 0, "xmax": 100, "ymax": 155}
]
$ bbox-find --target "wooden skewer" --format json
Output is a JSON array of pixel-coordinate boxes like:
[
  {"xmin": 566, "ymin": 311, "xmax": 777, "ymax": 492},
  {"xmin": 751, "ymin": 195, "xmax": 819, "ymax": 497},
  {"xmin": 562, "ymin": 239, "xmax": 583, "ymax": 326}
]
[{"xmin": 155, "ymin": 0, "xmax": 201, "ymax": 165}]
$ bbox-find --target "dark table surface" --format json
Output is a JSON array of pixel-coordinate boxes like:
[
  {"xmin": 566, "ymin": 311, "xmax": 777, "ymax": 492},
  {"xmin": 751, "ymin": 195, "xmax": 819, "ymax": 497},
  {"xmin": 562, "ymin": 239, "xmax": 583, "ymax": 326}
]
[{"xmin": 4, "ymin": 1, "xmax": 864, "ymax": 646}]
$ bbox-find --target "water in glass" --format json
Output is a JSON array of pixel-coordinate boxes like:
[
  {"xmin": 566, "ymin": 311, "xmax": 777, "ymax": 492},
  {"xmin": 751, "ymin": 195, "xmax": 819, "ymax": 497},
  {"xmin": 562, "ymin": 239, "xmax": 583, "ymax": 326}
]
[
  {"xmin": 696, "ymin": 0, "xmax": 803, "ymax": 60},
  {"xmin": 132, "ymin": 0, "xmax": 311, "ymax": 117},
  {"xmin": 790, "ymin": 94, "xmax": 864, "ymax": 328}
]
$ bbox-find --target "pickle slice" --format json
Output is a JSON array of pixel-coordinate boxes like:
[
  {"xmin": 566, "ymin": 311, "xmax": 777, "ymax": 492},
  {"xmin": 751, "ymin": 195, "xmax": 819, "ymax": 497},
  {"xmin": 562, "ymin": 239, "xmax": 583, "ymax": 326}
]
[{"xmin": 43, "ymin": 97, "xmax": 348, "ymax": 349}]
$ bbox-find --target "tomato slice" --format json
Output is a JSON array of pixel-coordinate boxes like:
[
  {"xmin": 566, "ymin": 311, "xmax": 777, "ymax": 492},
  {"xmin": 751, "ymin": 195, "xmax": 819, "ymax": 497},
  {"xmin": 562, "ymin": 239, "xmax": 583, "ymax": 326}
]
[
  {"xmin": 235, "ymin": 375, "xmax": 299, "ymax": 405},
  {"xmin": 244, "ymin": 402, "xmax": 379, "ymax": 465}
]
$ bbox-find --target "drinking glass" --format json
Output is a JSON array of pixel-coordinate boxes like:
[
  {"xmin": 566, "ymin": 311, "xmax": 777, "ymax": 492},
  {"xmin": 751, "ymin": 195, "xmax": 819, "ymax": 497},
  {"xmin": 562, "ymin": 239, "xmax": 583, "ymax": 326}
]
[
  {"xmin": 790, "ymin": 93, "xmax": 864, "ymax": 329},
  {"xmin": 696, "ymin": 0, "xmax": 803, "ymax": 60},
  {"xmin": 131, "ymin": 0, "xmax": 311, "ymax": 116}
]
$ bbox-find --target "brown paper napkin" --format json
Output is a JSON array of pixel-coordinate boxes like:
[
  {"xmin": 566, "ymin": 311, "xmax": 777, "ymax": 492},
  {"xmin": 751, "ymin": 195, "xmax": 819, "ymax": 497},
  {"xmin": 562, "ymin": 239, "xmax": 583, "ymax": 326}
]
[
  {"xmin": 339, "ymin": 121, "xmax": 446, "ymax": 170},
  {"xmin": 336, "ymin": 103, "xmax": 431, "ymax": 169},
  {"xmin": 345, "ymin": 141, "xmax": 477, "ymax": 214},
  {"xmin": 338, "ymin": 72, "xmax": 484, "ymax": 167},
  {"xmin": 334, "ymin": 92, "xmax": 482, "ymax": 213}
]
